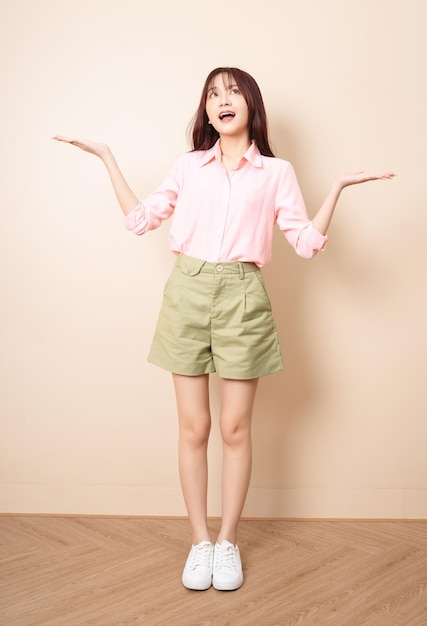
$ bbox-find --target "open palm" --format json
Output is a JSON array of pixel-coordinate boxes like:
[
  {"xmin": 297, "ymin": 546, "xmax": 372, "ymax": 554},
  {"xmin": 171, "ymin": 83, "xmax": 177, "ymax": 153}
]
[
  {"xmin": 53, "ymin": 136, "xmax": 110, "ymax": 160},
  {"xmin": 337, "ymin": 170, "xmax": 396, "ymax": 187}
]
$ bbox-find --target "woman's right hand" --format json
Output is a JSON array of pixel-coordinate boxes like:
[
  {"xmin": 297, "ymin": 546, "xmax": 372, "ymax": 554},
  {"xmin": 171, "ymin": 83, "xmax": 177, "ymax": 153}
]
[{"xmin": 52, "ymin": 136, "xmax": 111, "ymax": 161}]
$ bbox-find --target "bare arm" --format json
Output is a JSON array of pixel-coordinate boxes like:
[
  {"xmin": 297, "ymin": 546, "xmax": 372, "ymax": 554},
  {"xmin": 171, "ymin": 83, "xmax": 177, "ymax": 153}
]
[
  {"xmin": 53, "ymin": 136, "xmax": 139, "ymax": 216},
  {"xmin": 312, "ymin": 171, "xmax": 396, "ymax": 235}
]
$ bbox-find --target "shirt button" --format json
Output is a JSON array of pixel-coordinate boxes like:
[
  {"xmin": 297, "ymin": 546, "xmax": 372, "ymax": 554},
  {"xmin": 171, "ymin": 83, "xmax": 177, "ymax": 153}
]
[{"xmin": 216, "ymin": 264, "xmax": 224, "ymax": 272}]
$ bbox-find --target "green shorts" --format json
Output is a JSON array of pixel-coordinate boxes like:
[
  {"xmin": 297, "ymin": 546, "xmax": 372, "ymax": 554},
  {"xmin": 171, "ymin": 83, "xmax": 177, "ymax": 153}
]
[{"xmin": 148, "ymin": 254, "xmax": 284, "ymax": 379}]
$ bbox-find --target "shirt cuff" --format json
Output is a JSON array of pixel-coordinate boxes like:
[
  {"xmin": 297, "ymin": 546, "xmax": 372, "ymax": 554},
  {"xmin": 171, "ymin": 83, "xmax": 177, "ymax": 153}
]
[
  {"xmin": 123, "ymin": 202, "xmax": 148, "ymax": 233},
  {"xmin": 296, "ymin": 223, "xmax": 328, "ymax": 258},
  {"xmin": 307, "ymin": 223, "xmax": 328, "ymax": 251}
]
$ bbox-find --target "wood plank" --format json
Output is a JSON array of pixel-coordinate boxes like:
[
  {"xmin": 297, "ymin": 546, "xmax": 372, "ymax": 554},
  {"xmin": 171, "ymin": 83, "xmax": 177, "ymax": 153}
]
[{"xmin": 1, "ymin": 518, "xmax": 426, "ymax": 625}]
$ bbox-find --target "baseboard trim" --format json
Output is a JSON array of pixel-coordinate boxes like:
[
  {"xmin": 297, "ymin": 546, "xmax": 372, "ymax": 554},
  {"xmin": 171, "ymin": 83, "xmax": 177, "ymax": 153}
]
[{"xmin": 0, "ymin": 512, "xmax": 426, "ymax": 522}]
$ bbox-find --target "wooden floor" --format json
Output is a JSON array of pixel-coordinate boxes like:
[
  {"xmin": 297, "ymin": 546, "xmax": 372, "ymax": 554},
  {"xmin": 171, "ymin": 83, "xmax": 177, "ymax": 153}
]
[{"xmin": 1, "ymin": 517, "xmax": 427, "ymax": 625}]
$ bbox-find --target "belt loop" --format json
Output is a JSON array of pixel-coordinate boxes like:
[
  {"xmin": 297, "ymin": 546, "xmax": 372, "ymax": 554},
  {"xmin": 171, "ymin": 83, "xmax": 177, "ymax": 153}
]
[{"xmin": 238, "ymin": 262, "xmax": 244, "ymax": 280}]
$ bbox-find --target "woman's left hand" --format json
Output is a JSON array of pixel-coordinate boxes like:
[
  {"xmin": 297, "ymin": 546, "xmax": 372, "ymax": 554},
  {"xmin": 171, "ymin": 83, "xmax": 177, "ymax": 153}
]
[
  {"xmin": 312, "ymin": 170, "xmax": 396, "ymax": 235},
  {"xmin": 336, "ymin": 171, "xmax": 396, "ymax": 188}
]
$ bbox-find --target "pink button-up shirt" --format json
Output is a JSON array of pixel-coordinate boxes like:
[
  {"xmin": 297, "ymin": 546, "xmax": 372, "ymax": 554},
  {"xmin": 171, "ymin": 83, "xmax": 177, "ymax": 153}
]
[{"xmin": 124, "ymin": 140, "xmax": 327, "ymax": 266}]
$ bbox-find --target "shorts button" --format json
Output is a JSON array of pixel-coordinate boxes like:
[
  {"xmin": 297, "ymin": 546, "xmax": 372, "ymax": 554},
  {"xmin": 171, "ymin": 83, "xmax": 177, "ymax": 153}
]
[{"xmin": 216, "ymin": 264, "xmax": 224, "ymax": 272}]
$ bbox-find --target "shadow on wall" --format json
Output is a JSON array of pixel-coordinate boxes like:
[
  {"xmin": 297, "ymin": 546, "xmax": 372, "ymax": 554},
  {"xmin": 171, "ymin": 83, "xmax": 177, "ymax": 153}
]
[{"xmin": 244, "ymin": 116, "xmax": 399, "ymax": 506}]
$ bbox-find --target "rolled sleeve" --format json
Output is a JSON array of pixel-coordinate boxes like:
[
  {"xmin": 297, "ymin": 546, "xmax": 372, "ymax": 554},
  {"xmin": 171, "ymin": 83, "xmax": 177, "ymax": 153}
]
[
  {"xmin": 295, "ymin": 223, "xmax": 328, "ymax": 259},
  {"xmin": 275, "ymin": 162, "xmax": 328, "ymax": 259},
  {"xmin": 124, "ymin": 202, "xmax": 150, "ymax": 235}
]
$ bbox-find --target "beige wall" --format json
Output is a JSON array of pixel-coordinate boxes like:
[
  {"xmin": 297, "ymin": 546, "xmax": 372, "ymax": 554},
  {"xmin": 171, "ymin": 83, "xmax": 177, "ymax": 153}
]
[{"xmin": 1, "ymin": 0, "xmax": 426, "ymax": 518}]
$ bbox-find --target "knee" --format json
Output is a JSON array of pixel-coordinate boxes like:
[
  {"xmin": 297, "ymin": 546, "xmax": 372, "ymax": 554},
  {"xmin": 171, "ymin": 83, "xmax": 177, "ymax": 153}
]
[
  {"xmin": 180, "ymin": 416, "xmax": 211, "ymax": 448},
  {"xmin": 220, "ymin": 419, "xmax": 251, "ymax": 448}
]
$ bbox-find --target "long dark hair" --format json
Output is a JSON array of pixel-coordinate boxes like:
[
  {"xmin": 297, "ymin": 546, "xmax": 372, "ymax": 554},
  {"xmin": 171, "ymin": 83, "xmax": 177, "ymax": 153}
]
[{"xmin": 189, "ymin": 67, "xmax": 275, "ymax": 157}]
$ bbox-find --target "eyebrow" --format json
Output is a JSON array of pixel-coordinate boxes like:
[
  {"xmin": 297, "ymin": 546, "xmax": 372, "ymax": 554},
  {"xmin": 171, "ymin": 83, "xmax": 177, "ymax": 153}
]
[{"xmin": 208, "ymin": 83, "xmax": 239, "ymax": 92}]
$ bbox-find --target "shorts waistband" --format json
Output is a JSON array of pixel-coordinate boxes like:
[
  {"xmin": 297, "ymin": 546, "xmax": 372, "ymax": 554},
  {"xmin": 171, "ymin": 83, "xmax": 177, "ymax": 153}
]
[{"xmin": 175, "ymin": 254, "xmax": 259, "ymax": 278}]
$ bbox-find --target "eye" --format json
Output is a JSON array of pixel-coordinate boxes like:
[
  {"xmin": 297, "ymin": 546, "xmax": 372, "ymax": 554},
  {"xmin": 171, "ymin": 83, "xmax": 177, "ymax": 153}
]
[
  {"xmin": 208, "ymin": 91, "xmax": 218, "ymax": 98},
  {"xmin": 230, "ymin": 88, "xmax": 241, "ymax": 95}
]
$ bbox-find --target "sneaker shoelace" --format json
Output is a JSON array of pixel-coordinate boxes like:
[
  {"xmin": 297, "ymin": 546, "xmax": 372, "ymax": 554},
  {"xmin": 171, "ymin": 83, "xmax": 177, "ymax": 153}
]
[
  {"xmin": 215, "ymin": 544, "xmax": 237, "ymax": 571},
  {"xmin": 190, "ymin": 542, "xmax": 212, "ymax": 570}
]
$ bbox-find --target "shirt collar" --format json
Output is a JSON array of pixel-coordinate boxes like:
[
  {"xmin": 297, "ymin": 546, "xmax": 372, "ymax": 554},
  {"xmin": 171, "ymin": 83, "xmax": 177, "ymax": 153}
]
[{"xmin": 198, "ymin": 139, "xmax": 263, "ymax": 168}]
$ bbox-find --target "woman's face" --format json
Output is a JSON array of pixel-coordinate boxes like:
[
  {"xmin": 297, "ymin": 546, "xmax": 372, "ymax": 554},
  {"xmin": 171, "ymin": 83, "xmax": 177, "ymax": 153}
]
[{"xmin": 205, "ymin": 72, "xmax": 249, "ymax": 142}]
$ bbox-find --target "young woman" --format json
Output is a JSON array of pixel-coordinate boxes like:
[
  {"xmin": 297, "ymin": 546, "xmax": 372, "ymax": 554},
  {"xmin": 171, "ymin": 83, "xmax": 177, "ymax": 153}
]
[{"xmin": 54, "ymin": 67, "xmax": 394, "ymax": 592}]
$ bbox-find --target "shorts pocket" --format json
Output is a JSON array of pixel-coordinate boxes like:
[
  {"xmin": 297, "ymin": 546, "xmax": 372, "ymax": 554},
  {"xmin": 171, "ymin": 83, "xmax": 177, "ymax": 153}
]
[
  {"xmin": 243, "ymin": 271, "xmax": 273, "ymax": 320},
  {"xmin": 178, "ymin": 255, "xmax": 206, "ymax": 277},
  {"xmin": 162, "ymin": 266, "xmax": 182, "ymax": 307}
]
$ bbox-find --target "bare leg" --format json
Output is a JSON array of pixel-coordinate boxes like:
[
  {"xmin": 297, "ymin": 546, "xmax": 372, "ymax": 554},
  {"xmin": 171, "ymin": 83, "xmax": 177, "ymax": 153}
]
[
  {"xmin": 173, "ymin": 373, "xmax": 212, "ymax": 545},
  {"xmin": 217, "ymin": 377, "xmax": 259, "ymax": 545}
]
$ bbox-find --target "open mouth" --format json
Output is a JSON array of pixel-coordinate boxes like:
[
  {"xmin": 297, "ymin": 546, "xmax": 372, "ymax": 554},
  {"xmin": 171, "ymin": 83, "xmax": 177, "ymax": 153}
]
[{"xmin": 219, "ymin": 112, "xmax": 235, "ymax": 120}]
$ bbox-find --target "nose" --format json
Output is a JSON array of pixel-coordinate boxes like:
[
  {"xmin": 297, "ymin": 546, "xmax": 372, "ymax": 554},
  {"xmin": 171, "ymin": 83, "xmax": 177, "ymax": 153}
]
[{"xmin": 219, "ymin": 93, "xmax": 231, "ymax": 106}]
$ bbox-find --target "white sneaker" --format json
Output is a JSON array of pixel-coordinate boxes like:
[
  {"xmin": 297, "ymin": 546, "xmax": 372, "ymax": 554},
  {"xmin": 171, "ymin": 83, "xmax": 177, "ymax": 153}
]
[
  {"xmin": 212, "ymin": 540, "xmax": 243, "ymax": 591},
  {"xmin": 182, "ymin": 541, "xmax": 214, "ymax": 590}
]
